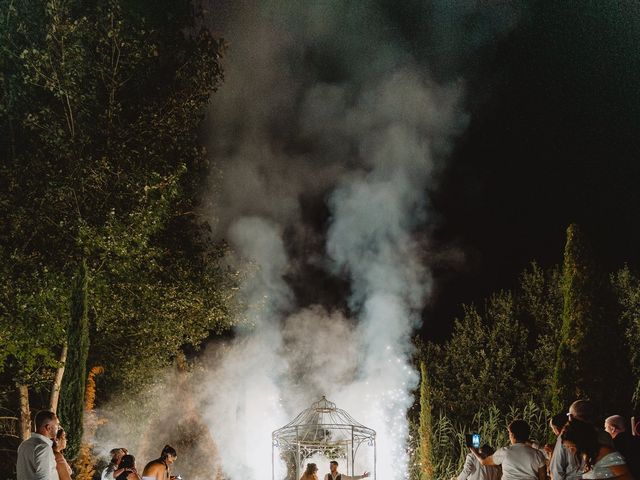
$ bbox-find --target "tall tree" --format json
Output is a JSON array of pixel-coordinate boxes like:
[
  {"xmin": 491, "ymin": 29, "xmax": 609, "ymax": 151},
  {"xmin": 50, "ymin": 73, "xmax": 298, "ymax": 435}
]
[
  {"xmin": 520, "ymin": 262, "xmax": 563, "ymax": 407},
  {"xmin": 418, "ymin": 361, "xmax": 434, "ymax": 480},
  {"xmin": 428, "ymin": 292, "xmax": 530, "ymax": 423},
  {"xmin": 552, "ymin": 224, "xmax": 592, "ymax": 412},
  {"xmin": 0, "ymin": 0, "xmax": 235, "ymax": 432},
  {"xmin": 551, "ymin": 223, "xmax": 628, "ymax": 414},
  {"xmin": 611, "ymin": 267, "xmax": 640, "ymax": 411},
  {"xmin": 58, "ymin": 261, "xmax": 89, "ymax": 460}
]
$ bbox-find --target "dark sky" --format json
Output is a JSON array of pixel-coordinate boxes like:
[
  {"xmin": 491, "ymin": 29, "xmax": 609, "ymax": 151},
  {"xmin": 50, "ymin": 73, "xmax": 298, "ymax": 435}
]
[
  {"xmin": 423, "ymin": 1, "xmax": 640, "ymax": 340},
  {"xmin": 209, "ymin": 1, "xmax": 640, "ymax": 342}
]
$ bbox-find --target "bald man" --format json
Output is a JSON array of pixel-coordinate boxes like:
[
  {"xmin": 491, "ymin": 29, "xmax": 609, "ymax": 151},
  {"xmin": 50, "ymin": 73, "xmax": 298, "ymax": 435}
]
[
  {"xmin": 549, "ymin": 400, "xmax": 612, "ymax": 480},
  {"xmin": 604, "ymin": 415, "xmax": 640, "ymax": 479}
]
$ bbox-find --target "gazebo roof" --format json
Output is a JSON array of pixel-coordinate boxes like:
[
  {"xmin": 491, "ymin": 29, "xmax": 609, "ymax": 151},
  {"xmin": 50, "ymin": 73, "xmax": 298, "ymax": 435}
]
[{"xmin": 273, "ymin": 396, "xmax": 375, "ymax": 447}]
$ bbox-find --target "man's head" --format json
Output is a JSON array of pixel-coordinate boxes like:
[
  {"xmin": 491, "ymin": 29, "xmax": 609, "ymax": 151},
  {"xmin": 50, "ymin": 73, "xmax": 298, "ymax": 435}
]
[
  {"xmin": 508, "ymin": 420, "xmax": 530, "ymax": 444},
  {"xmin": 34, "ymin": 410, "xmax": 59, "ymax": 440},
  {"xmin": 604, "ymin": 415, "xmax": 626, "ymax": 439},
  {"xmin": 550, "ymin": 412, "xmax": 569, "ymax": 436},
  {"xmin": 330, "ymin": 461, "xmax": 338, "ymax": 473},
  {"xmin": 568, "ymin": 399, "xmax": 595, "ymax": 424}
]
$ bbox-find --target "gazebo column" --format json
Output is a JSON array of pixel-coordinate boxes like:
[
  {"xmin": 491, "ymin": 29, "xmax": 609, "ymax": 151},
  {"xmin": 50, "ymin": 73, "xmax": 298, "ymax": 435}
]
[
  {"xmin": 351, "ymin": 427, "xmax": 355, "ymax": 475},
  {"xmin": 296, "ymin": 426, "xmax": 300, "ymax": 479}
]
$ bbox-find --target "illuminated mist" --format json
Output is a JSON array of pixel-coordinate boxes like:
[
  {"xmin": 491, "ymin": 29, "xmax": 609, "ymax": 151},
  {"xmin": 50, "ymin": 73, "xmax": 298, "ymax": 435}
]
[
  {"xmin": 91, "ymin": 1, "xmax": 528, "ymax": 478},
  {"xmin": 200, "ymin": 2, "xmax": 466, "ymax": 479}
]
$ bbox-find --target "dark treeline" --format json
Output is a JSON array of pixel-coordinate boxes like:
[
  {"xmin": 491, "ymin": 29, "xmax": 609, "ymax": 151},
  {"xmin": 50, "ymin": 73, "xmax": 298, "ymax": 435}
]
[{"xmin": 413, "ymin": 223, "xmax": 640, "ymax": 479}]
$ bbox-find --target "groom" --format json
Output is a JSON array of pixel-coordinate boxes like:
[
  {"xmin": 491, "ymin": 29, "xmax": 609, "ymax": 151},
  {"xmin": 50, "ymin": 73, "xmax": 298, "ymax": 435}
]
[{"xmin": 324, "ymin": 460, "xmax": 369, "ymax": 480}]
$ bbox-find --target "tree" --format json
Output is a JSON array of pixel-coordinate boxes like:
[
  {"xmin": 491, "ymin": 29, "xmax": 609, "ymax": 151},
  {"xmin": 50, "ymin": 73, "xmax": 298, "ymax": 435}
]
[
  {"xmin": 520, "ymin": 262, "xmax": 563, "ymax": 407},
  {"xmin": 428, "ymin": 292, "xmax": 530, "ymax": 423},
  {"xmin": 418, "ymin": 361, "xmax": 434, "ymax": 480},
  {"xmin": 551, "ymin": 224, "xmax": 630, "ymax": 415},
  {"xmin": 58, "ymin": 261, "xmax": 89, "ymax": 460},
  {"xmin": 552, "ymin": 224, "xmax": 593, "ymax": 412},
  {"xmin": 611, "ymin": 266, "xmax": 640, "ymax": 411},
  {"xmin": 0, "ymin": 0, "xmax": 234, "ymax": 432}
]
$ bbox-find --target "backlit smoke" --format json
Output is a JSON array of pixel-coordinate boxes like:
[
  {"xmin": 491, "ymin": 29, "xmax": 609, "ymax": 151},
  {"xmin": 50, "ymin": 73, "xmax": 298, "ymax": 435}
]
[
  {"xmin": 199, "ymin": 2, "xmax": 467, "ymax": 479},
  {"xmin": 83, "ymin": 2, "xmax": 531, "ymax": 478}
]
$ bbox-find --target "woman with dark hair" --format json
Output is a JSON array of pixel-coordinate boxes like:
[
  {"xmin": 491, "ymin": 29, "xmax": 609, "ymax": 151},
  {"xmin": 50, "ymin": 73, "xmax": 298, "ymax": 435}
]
[
  {"xmin": 300, "ymin": 463, "xmax": 319, "ymax": 480},
  {"xmin": 116, "ymin": 455, "xmax": 142, "ymax": 480},
  {"xmin": 142, "ymin": 445, "xmax": 178, "ymax": 480},
  {"xmin": 561, "ymin": 419, "xmax": 633, "ymax": 480},
  {"xmin": 52, "ymin": 428, "xmax": 73, "ymax": 480},
  {"xmin": 544, "ymin": 413, "xmax": 570, "ymax": 467}
]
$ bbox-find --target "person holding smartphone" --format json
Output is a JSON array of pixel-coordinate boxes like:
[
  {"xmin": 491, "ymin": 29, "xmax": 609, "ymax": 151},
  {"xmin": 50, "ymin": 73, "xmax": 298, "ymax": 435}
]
[
  {"xmin": 471, "ymin": 420, "xmax": 546, "ymax": 480},
  {"xmin": 456, "ymin": 444, "xmax": 501, "ymax": 480}
]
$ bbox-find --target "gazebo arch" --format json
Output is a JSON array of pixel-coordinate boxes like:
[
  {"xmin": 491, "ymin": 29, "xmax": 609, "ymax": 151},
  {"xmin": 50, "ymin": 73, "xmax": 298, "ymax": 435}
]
[{"xmin": 272, "ymin": 396, "xmax": 376, "ymax": 479}]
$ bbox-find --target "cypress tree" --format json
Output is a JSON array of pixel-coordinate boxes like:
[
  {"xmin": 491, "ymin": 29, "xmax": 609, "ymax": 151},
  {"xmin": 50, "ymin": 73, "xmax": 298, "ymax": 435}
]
[
  {"xmin": 549, "ymin": 223, "xmax": 626, "ymax": 414},
  {"xmin": 58, "ymin": 260, "xmax": 89, "ymax": 460},
  {"xmin": 552, "ymin": 224, "xmax": 592, "ymax": 413},
  {"xmin": 419, "ymin": 361, "xmax": 434, "ymax": 480}
]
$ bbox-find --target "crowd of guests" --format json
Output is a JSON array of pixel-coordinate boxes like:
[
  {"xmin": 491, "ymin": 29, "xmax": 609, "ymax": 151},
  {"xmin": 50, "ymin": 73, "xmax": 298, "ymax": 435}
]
[
  {"xmin": 456, "ymin": 399, "xmax": 640, "ymax": 480},
  {"xmin": 100, "ymin": 444, "xmax": 178, "ymax": 480},
  {"xmin": 14, "ymin": 400, "xmax": 640, "ymax": 480},
  {"xmin": 15, "ymin": 409, "xmax": 179, "ymax": 480}
]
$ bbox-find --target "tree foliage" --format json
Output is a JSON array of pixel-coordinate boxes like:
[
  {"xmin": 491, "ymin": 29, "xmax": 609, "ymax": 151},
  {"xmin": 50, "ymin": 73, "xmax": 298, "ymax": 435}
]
[
  {"xmin": 59, "ymin": 261, "xmax": 89, "ymax": 460},
  {"xmin": 551, "ymin": 223, "xmax": 595, "ymax": 412},
  {"xmin": 551, "ymin": 224, "xmax": 630, "ymax": 414},
  {"xmin": 419, "ymin": 225, "xmax": 638, "ymax": 480},
  {"xmin": 0, "ymin": 0, "xmax": 237, "ymax": 426},
  {"xmin": 428, "ymin": 291, "xmax": 530, "ymax": 423},
  {"xmin": 418, "ymin": 361, "xmax": 434, "ymax": 480},
  {"xmin": 611, "ymin": 266, "xmax": 640, "ymax": 410}
]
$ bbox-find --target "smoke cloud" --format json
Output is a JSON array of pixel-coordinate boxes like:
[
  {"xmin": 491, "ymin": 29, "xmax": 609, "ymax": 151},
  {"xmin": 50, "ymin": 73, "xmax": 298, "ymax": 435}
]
[
  {"xmin": 91, "ymin": 1, "xmax": 524, "ymax": 479},
  {"xmin": 199, "ymin": 2, "xmax": 467, "ymax": 479}
]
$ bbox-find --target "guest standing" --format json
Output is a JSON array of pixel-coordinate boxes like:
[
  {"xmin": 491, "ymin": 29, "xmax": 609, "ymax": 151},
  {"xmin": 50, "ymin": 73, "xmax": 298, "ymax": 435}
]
[
  {"xmin": 53, "ymin": 428, "xmax": 72, "ymax": 480},
  {"xmin": 142, "ymin": 445, "xmax": 177, "ymax": 480},
  {"xmin": 472, "ymin": 420, "xmax": 546, "ymax": 480},
  {"xmin": 116, "ymin": 455, "xmax": 142, "ymax": 480},
  {"xmin": 16, "ymin": 410, "xmax": 60, "ymax": 480},
  {"xmin": 604, "ymin": 415, "xmax": 640, "ymax": 478},
  {"xmin": 562, "ymin": 419, "xmax": 633, "ymax": 480},
  {"xmin": 102, "ymin": 448, "xmax": 128, "ymax": 480},
  {"xmin": 457, "ymin": 444, "xmax": 501, "ymax": 480}
]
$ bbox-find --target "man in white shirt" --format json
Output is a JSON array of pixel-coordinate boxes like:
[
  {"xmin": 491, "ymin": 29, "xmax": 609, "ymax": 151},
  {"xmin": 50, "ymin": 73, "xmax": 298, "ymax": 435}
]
[
  {"xmin": 324, "ymin": 460, "xmax": 369, "ymax": 480},
  {"xmin": 472, "ymin": 420, "xmax": 546, "ymax": 480},
  {"xmin": 16, "ymin": 410, "xmax": 60, "ymax": 480}
]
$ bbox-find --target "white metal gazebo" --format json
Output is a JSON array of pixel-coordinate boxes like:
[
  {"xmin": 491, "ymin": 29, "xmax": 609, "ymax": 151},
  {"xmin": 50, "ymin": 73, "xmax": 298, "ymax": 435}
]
[{"xmin": 272, "ymin": 396, "xmax": 376, "ymax": 480}]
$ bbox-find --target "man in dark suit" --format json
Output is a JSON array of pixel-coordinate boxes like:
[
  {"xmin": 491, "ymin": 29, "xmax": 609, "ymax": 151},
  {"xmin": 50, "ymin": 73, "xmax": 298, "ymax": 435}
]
[{"xmin": 604, "ymin": 415, "xmax": 640, "ymax": 479}]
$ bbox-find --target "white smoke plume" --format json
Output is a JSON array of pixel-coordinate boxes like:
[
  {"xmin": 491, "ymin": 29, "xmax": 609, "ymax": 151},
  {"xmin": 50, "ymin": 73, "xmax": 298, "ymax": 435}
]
[
  {"xmin": 85, "ymin": 2, "xmax": 531, "ymax": 479},
  {"xmin": 199, "ymin": 2, "xmax": 467, "ymax": 480}
]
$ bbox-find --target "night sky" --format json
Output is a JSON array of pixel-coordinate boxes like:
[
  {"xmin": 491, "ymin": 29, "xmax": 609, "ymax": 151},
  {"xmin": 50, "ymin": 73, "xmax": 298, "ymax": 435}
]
[
  {"xmin": 210, "ymin": 1, "xmax": 640, "ymax": 341},
  {"xmin": 423, "ymin": 1, "xmax": 640, "ymax": 340}
]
